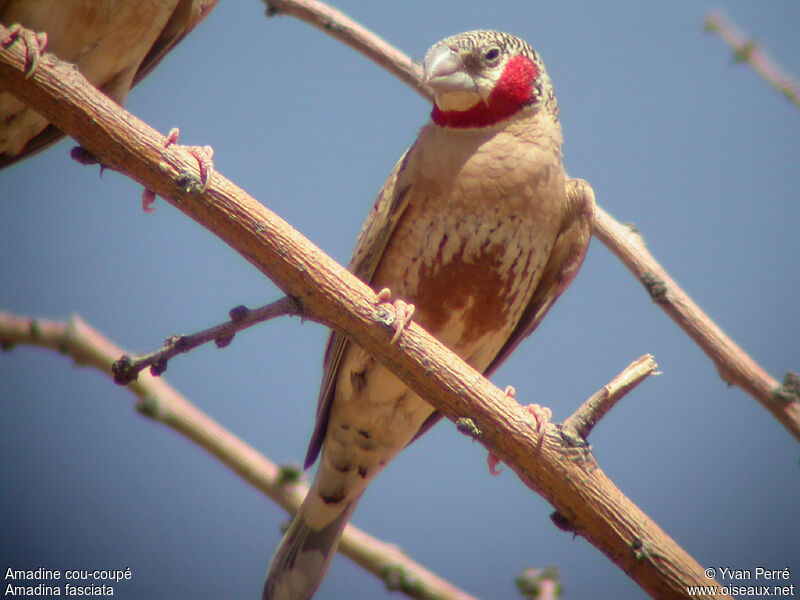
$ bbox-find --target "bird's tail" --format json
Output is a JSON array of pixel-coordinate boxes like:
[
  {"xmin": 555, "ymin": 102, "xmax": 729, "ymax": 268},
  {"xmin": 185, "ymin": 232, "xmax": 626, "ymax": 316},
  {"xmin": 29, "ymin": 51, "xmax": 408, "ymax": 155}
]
[{"xmin": 262, "ymin": 494, "xmax": 361, "ymax": 600}]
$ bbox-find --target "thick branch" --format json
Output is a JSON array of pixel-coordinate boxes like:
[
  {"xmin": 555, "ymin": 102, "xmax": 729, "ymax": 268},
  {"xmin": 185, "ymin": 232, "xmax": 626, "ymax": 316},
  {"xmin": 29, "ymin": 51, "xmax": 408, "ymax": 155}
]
[
  {"xmin": 251, "ymin": 1, "xmax": 800, "ymax": 442},
  {"xmin": 0, "ymin": 311, "xmax": 478, "ymax": 600},
  {"xmin": 0, "ymin": 27, "xmax": 725, "ymax": 598}
]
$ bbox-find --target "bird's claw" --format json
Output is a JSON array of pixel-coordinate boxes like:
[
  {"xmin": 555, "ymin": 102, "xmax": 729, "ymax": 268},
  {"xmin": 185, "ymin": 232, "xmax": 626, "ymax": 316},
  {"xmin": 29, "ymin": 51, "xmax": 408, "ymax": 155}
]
[
  {"xmin": 142, "ymin": 128, "xmax": 215, "ymax": 212},
  {"xmin": 3, "ymin": 24, "xmax": 48, "ymax": 78},
  {"xmin": 506, "ymin": 386, "xmax": 550, "ymax": 440},
  {"xmin": 487, "ymin": 389, "xmax": 550, "ymax": 476},
  {"xmin": 487, "ymin": 453, "xmax": 503, "ymax": 476},
  {"xmin": 165, "ymin": 127, "xmax": 215, "ymax": 192},
  {"xmin": 376, "ymin": 288, "xmax": 415, "ymax": 344},
  {"xmin": 524, "ymin": 403, "xmax": 552, "ymax": 445},
  {"xmin": 141, "ymin": 188, "xmax": 157, "ymax": 213}
]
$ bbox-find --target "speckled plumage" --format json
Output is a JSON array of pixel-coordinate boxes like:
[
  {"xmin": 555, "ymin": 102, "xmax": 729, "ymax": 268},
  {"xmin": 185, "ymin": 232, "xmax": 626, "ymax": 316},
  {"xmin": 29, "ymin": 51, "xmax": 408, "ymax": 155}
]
[
  {"xmin": 263, "ymin": 30, "xmax": 594, "ymax": 600},
  {"xmin": 0, "ymin": 0, "xmax": 217, "ymax": 167}
]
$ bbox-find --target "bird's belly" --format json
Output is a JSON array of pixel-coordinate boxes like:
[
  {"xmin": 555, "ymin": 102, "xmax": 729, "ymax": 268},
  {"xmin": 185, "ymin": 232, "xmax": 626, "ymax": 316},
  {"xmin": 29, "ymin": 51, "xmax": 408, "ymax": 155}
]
[
  {"xmin": 375, "ymin": 208, "xmax": 553, "ymax": 371},
  {"xmin": 315, "ymin": 201, "xmax": 556, "ymax": 522}
]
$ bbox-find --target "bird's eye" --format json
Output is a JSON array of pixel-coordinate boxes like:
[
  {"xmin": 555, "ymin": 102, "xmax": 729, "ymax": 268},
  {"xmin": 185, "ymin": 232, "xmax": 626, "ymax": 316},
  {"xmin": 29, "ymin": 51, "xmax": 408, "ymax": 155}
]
[{"xmin": 484, "ymin": 47, "xmax": 501, "ymax": 63}]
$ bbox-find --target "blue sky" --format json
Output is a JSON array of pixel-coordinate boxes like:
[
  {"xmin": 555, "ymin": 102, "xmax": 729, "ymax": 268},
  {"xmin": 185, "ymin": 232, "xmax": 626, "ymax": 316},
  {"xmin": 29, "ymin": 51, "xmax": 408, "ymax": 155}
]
[{"xmin": 2, "ymin": 2, "xmax": 799, "ymax": 598}]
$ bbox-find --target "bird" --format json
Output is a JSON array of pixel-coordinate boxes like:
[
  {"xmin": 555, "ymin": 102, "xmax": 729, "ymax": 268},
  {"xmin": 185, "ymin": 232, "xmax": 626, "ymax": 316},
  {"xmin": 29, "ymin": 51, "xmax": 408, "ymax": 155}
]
[
  {"xmin": 263, "ymin": 30, "xmax": 594, "ymax": 600},
  {"xmin": 0, "ymin": 0, "xmax": 217, "ymax": 168}
]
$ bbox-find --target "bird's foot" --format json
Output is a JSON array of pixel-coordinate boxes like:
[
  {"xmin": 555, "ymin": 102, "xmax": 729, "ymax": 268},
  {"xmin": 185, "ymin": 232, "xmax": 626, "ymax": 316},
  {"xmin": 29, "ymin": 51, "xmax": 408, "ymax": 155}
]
[
  {"xmin": 487, "ymin": 388, "xmax": 550, "ymax": 476},
  {"xmin": 376, "ymin": 288, "xmax": 415, "ymax": 343},
  {"xmin": 165, "ymin": 127, "xmax": 215, "ymax": 192},
  {"xmin": 503, "ymin": 386, "xmax": 551, "ymax": 439},
  {"xmin": 487, "ymin": 453, "xmax": 503, "ymax": 476},
  {"xmin": 3, "ymin": 24, "xmax": 48, "ymax": 78},
  {"xmin": 524, "ymin": 402, "xmax": 552, "ymax": 445},
  {"xmin": 142, "ymin": 128, "xmax": 215, "ymax": 212},
  {"xmin": 141, "ymin": 188, "xmax": 157, "ymax": 213}
]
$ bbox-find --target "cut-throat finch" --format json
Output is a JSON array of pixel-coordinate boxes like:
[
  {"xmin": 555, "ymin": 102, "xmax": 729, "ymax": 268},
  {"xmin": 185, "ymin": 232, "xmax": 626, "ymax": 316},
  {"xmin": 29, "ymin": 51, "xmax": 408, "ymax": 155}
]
[{"xmin": 263, "ymin": 29, "xmax": 594, "ymax": 600}]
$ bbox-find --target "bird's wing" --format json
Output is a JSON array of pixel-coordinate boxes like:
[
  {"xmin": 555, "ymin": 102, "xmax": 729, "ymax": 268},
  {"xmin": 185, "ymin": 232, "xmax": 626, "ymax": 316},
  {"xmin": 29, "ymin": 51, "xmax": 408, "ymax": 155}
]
[
  {"xmin": 0, "ymin": 0, "xmax": 217, "ymax": 169},
  {"xmin": 484, "ymin": 177, "xmax": 595, "ymax": 377},
  {"xmin": 304, "ymin": 145, "xmax": 415, "ymax": 468},
  {"xmin": 0, "ymin": 126, "xmax": 64, "ymax": 169},
  {"xmin": 131, "ymin": 0, "xmax": 218, "ymax": 86}
]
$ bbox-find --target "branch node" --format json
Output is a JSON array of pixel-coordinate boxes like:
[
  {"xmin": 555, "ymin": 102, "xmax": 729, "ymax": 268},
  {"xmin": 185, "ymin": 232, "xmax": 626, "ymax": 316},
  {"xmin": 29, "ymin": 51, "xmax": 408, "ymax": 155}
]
[
  {"xmin": 640, "ymin": 273, "xmax": 668, "ymax": 303},
  {"xmin": 732, "ymin": 40, "xmax": 757, "ymax": 64},
  {"xmin": 556, "ymin": 424, "xmax": 592, "ymax": 452},
  {"xmin": 112, "ymin": 354, "xmax": 136, "ymax": 385},
  {"xmin": 28, "ymin": 317, "xmax": 42, "ymax": 338},
  {"xmin": 631, "ymin": 537, "xmax": 648, "ymax": 562},
  {"xmin": 149, "ymin": 357, "xmax": 168, "ymax": 377},
  {"xmin": 704, "ymin": 10, "xmax": 800, "ymax": 110},
  {"xmin": 176, "ymin": 171, "xmax": 199, "ymax": 193},
  {"xmin": 275, "ymin": 462, "xmax": 303, "ymax": 486},
  {"xmin": 229, "ymin": 304, "xmax": 250, "ymax": 321},
  {"xmin": 166, "ymin": 334, "xmax": 189, "ymax": 352},
  {"xmin": 215, "ymin": 334, "xmax": 234, "ymax": 348},
  {"xmin": 70, "ymin": 145, "xmax": 100, "ymax": 166},
  {"xmin": 263, "ymin": 1, "xmax": 279, "ymax": 17},
  {"xmin": 774, "ymin": 371, "xmax": 800, "ymax": 403},
  {"xmin": 135, "ymin": 395, "xmax": 160, "ymax": 420},
  {"xmin": 563, "ymin": 355, "xmax": 658, "ymax": 440},
  {"xmin": 455, "ymin": 417, "xmax": 482, "ymax": 440},
  {"xmin": 549, "ymin": 511, "xmax": 575, "ymax": 533},
  {"xmin": 380, "ymin": 565, "xmax": 423, "ymax": 595}
]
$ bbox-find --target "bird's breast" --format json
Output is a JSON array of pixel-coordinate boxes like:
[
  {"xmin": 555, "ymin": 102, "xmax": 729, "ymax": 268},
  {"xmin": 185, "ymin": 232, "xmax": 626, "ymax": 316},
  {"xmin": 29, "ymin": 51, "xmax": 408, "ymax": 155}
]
[{"xmin": 373, "ymin": 121, "xmax": 565, "ymax": 371}]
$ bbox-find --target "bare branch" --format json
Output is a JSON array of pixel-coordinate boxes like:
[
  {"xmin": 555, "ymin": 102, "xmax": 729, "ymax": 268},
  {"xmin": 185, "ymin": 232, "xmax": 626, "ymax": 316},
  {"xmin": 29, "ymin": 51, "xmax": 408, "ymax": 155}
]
[
  {"xmin": 592, "ymin": 207, "xmax": 800, "ymax": 442},
  {"xmin": 0, "ymin": 26, "xmax": 725, "ymax": 598},
  {"xmin": 263, "ymin": 0, "xmax": 427, "ymax": 100},
  {"xmin": 0, "ymin": 311, "xmax": 479, "ymax": 600},
  {"xmin": 704, "ymin": 10, "xmax": 800, "ymax": 110},
  {"xmin": 563, "ymin": 355, "xmax": 659, "ymax": 441},
  {"xmin": 111, "ymin": 296, "xmax": 301, "ymax": 384},
  {"xmin": 252, "ymin": 3, "xmax": 800, "ymax": 441}
]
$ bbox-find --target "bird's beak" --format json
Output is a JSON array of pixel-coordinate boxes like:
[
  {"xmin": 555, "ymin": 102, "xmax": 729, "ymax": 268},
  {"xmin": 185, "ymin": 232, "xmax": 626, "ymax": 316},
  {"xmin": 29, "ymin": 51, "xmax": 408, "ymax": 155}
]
[
  {"xmin": 423, "ymin": 46, "xmax": 476, "ymax": 94},
  {"xmin": 423, "ymin": 46, "xmax": 481, "ymax": 111}
]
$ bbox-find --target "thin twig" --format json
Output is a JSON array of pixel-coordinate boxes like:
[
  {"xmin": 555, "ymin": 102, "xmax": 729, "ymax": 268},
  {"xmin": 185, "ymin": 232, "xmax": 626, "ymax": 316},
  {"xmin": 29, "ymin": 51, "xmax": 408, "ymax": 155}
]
[
  {"xmin": 0, "ymin": 311, "xmax": 479, "ymax": 600},
  {"xmin": 592, "ymin": 207, "xmax": 800, "ymax": 442},
  {"xmin": 253, "ymin": 1, "xmax": 800, "ymax": 441},
  {"xmin": 111, "ymin": 296, "xmax": 301, "ymax": 384},
  {"xmin": 704, "ymin": 10, "xmax": 800, "ymax": 110},
  {"xmin": 263, "ymin": 0, "xmax": 427, "ymax": 100},
  {"xmin": 563, "ymin": 355, "xmax": 659, "ymax": 441},
  {"xmin": 0, "ymin": 29, "xmax": 724, "ymax": 598}
]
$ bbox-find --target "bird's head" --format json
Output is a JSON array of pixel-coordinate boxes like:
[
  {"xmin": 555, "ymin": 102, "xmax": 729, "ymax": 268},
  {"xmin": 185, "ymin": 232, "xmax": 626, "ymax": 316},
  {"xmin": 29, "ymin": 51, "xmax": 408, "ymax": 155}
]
[{"xmin": 422, "ymin": 30, "xmax": 557, "ymax": 128}]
